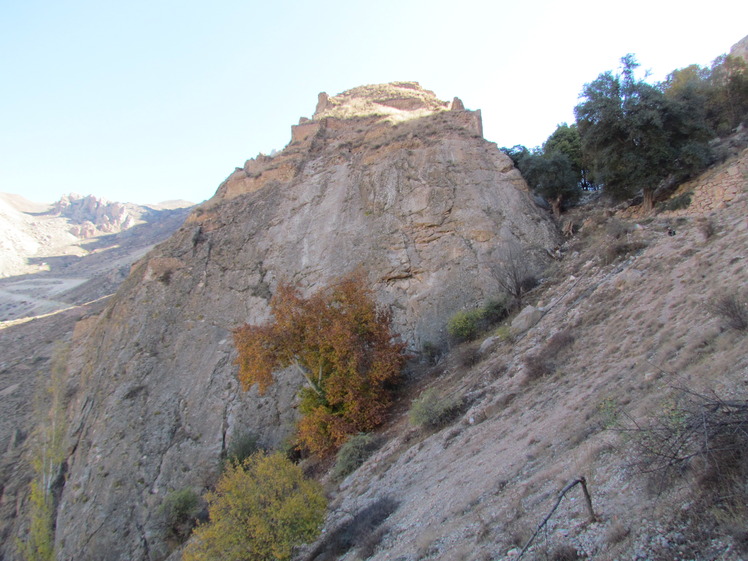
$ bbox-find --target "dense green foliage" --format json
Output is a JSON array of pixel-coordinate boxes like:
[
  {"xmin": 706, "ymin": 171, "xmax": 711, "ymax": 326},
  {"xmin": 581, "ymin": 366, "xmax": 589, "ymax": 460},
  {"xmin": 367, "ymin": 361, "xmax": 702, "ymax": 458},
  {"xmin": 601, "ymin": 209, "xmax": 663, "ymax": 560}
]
[
  {"xmin": 159, "ymin": 488, "xmax": 202, "ymax": 541},
  {"xmin": 447, "ymin": 298, "xmax": 508, "ymax": 342},
  {"xmin": 182, "ymin": 453, "xmax": 326, "ymax": 561},
  {"xmin": 506, "ymin": 49, "xmax": 747, "ymax": 214},
  {"xmin": 575, "ymin": 54, "xmax": 713, "ymax": 211},
  {"xmin": 664, "ymin": 55, "xmax": 748, "ymax": 136},
  {"xmin": 233, "ymin": 273, "xmax": 406, "ymax": 456},
  {"xmin": 447, "ymin": 308, "xmax": 485, "ymax": 342},
  {"xmin": 503, "ymin": 123, "xmax": 585, "ymax": 216}
]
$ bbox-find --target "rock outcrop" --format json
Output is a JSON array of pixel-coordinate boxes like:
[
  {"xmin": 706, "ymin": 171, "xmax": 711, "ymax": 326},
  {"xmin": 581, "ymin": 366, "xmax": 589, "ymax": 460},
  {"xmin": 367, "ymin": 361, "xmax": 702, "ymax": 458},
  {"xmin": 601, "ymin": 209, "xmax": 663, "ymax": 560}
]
[
  {"xmin": 730, "ymin": 33, "xmax": 748, "ymax": 62},
  {"xmin": 50, "ymin": 194, "xmax": 138, "ymax": 237},
  {"xmin": 25, "ymin": 82, "xmax": 558, "ymax": 561}
]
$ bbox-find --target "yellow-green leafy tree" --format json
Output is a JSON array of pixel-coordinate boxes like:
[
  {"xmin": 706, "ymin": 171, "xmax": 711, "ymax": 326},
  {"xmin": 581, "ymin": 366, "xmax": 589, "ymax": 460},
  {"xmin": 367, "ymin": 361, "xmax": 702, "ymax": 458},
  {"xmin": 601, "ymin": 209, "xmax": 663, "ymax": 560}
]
[
  {"xmin": 18, "ymin": 344, "xmax": 69, "ymax": 561},
  {"xmin": 233, "ymin": 273, "xmax": 406, "ymax": 455},
  {"xmin": 181, "ymin": 452, "xmax": 326, "ymax": 561}
]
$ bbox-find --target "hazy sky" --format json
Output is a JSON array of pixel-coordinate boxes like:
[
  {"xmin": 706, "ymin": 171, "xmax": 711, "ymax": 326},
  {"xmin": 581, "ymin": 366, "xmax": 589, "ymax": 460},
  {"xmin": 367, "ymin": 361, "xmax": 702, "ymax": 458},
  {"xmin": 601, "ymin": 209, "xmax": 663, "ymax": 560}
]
[{"xmin": 1, "ymin": 1, "xmax": 746, "ymax": 205}]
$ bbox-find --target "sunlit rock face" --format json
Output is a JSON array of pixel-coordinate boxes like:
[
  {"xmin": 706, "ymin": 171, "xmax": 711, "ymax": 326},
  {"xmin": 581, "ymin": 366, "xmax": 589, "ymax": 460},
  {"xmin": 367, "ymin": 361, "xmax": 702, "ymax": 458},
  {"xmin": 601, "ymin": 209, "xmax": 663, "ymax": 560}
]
[{"xmin": 52, "ymin": 82, "xmax": 558, "ymax": 561}]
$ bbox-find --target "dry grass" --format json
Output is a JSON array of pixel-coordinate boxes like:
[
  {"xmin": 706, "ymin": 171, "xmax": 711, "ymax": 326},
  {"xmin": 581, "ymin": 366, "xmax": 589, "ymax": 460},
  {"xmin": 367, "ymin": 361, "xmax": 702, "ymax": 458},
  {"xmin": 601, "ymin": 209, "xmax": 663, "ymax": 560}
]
[
  {"xmin": 523, "ymin": 329, "xmax": 576, "ymax": 383},
  {"xmin": 710, "ymin": 292, "xmax": 748, "ymax": 331},
  {"xmin": 696, "ymin": 216, "xmax": 715, "ymax": 241}
]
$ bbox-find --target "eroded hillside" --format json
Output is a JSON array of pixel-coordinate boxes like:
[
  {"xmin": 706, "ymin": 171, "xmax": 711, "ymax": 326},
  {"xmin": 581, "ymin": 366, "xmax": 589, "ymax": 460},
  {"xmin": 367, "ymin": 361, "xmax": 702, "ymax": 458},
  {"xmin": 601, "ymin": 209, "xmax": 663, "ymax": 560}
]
[
  {"xmin": 3, "ymin": 81, "xmax": 746, "ymax": 561},
  {"xmin": 303, "ymin": 148, "xmax": 748, "ymax": 561},
  {"xmin": 4, "ymin": 82, "xmax": 559, "ymax": 561}
]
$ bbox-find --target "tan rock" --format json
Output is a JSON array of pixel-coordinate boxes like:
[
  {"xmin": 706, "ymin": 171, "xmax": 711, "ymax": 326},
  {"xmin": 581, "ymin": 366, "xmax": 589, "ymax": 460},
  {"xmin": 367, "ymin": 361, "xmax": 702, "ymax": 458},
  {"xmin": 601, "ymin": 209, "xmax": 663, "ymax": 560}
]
[{"xmin": 51, "ymin": 82, "xmax": 560, "ymax": 561}]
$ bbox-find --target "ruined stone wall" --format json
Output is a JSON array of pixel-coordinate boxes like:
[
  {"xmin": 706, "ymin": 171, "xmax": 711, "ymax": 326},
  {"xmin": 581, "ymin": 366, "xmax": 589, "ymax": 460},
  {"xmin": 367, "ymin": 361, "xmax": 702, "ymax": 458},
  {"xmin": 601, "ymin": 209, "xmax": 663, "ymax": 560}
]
[{"xmin": 662, "ymin": 147, "xmax": 748, "ymax": 216}]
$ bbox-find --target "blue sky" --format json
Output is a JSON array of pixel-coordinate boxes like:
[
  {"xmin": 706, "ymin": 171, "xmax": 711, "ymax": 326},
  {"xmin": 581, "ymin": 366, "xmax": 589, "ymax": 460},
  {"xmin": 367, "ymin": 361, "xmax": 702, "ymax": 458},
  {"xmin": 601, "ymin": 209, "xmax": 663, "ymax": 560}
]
[{"xmin": 1, "ymin": 0, "xmax": 746, "ymax": 205}]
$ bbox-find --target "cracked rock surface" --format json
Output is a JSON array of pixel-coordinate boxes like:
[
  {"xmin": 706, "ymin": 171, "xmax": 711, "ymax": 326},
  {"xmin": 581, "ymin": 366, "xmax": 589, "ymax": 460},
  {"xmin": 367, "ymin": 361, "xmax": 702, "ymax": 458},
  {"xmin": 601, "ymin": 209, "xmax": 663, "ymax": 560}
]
[{"xmin": 31, "ymin": 83, "xmax": 558, "ymax": 561}]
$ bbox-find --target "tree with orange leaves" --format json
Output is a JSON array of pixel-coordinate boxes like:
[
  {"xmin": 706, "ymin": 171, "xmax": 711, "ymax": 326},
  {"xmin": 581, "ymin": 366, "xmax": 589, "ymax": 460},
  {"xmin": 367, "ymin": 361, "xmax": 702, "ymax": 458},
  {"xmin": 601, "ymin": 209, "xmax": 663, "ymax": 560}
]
[{"xmin": 233, "ymin": 273, "xmax": 406, "ymax": 456}]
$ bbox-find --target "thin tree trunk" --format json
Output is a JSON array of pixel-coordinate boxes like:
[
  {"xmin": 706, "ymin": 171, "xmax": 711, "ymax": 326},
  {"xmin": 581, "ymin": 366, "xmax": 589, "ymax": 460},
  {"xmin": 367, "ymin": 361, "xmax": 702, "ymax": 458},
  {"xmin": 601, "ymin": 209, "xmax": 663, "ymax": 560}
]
[
  {"xmin": 551, "ymin": 195, "xmax": 562, "ymax": 219},
  {"xmin": 642, "ymin": 187, "xmax": 655, "ymax": 213}
]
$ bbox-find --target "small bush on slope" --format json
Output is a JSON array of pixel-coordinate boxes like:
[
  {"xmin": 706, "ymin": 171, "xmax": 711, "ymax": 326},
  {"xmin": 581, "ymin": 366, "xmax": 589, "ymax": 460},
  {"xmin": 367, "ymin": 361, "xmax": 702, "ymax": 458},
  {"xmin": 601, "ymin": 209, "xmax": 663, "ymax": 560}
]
[
  {"xmin": 158, "ymin": 488, "xmax": 202, "ymax": 542},
  {"xmin": 182, "ymin": 452, "xmax": 326, "ymax": 561},
  {"xmin": 710, "ymin": 292, "xmax": 748, "ymax": 331},
  {"xmin": 409, "ymin": 388, "xmax": 464, "ymax": 429},
  {"xmin": 447, "ymin": 298, "xmax": 509, "ymax": 343},
  {"xmin": 331, "ymin": 433, "xmax": 381, "ymax": 481}
]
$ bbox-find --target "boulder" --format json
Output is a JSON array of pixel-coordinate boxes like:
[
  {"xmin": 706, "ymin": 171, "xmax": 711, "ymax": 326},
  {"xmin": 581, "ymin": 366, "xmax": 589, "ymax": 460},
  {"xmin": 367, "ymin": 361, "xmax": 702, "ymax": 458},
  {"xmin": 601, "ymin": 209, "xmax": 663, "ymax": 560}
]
[{"xmin": 511, "ymin": 305, "xmax": 544, "ymax": 334}]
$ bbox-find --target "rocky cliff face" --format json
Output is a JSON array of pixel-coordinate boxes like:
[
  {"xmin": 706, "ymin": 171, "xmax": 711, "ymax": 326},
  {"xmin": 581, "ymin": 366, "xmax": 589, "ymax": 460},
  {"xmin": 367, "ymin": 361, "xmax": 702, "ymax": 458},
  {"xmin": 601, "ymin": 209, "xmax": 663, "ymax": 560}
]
[
  {"xmin": 31, "ymin": 82, "xmax": 558, "ymax": 561},
  {"xmin": 730, "ymin": 33, "xmax": 748, "ymax": 62}
]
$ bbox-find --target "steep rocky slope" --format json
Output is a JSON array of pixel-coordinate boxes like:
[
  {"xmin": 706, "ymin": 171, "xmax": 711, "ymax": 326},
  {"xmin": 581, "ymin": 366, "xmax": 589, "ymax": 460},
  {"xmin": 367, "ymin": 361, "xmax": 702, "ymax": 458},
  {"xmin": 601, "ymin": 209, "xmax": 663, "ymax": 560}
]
[
  {"xmin": 6, "ymin": 82, "xmax": 560, "ymax": 561},
  {"xmin": 0, "ymin": 196, "xmax": 192, "ymax": 559},
  {"xmin": 303, "ymin": 150, "xmax": 748, "ymax": 561}
]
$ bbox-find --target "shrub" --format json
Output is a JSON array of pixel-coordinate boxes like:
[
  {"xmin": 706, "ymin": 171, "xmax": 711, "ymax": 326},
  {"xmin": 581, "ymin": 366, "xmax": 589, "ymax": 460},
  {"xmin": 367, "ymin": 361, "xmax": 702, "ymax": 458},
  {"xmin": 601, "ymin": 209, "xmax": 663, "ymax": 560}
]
[
  {"xmin": 657, "ymin": 191, "xmax": 693, "ymax": 212},
  {"xmin": 182, "ymin": 452, "xmax": 326, "ymax": 561},
  {"xmin": 447, "ymin": 298, "xmax": 509, "ymax": 343},
  {"xmin": 409, "ymin": 388, "xmax": 463, "ymax": 429},
  {"xmin": 421, "ymin": 341, "xmax": 444, "ymax": 365},
  {"xmin": 225, "ymin": 431, "xmax": 262, "ymax": 466},
  {"xmin": 628, "ymin": 391, "xmax": 748, "ymax": 514},
  {"xmin": 159, "ymin": 488, "xmax": 202, "ymax": 541},
  {"xmin": 625, "ymin": 393, "xmax": 748, "ymax": 552},
  {"xmin": 523, "ymin": 353, "xmax": 551, "ymax": 381},
  {"xmin": 710, "ymin": 293, "xmax": 748, "ymax": 331},
  {"xmin": 483, "ymin": 298, "xmax": 509, "ymax": 324},
  {"xmin": 544, "ymin": 330, "xmax": 576, "ymax": 356},
  {"xmin": 600, "ymin": 240, "xmax": 647, "ymax": 265},
  {"xmin": 447, "ymin": 308, "xmax": 484, "ymax": 342},
  {"xmin": 494, "ymin": 324, "xmax": 513, "ymax": 342},
  {"xmin": 331, "ymin": 433, "xmax": 382, "ymax": 481},
  {"xmin": 306, "ymin": 497, "xmax": 399, "ymax": 561},
  {"xmin": 456, "ymin": 341, "xmax": 481, "ymax": 368},
  {"xmin": 493, "ymin": 243, "xmax": 535, "ymax": 309},
  {"xmin": 523, "ymin": 330, "xmax": 575, "ymax": 382},
  {"xmin": 551, "ymin": 544, "xmax": 582, "ymax": 561}
]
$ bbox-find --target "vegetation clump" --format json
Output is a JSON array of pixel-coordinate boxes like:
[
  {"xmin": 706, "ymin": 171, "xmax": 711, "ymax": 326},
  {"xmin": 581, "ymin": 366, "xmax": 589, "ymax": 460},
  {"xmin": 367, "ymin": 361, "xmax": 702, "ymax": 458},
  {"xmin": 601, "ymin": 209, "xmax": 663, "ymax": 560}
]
[
  {"xmin": 505, "ymin": 50, "xmax": 747, "ymax": 214},
  {"xmin": 523, "ymin": 330, "xmax": 576, "ymax": 382},
  {"xmin": 626, "ymin": 391, "xmax": 748, "ymax": 545},
  {"xmin": 225, "ymin": 431, "xmax": 263, "ymax": 467},
  {"xmin": 331, "ymin": 433, "xmax": 382, "ymax": 481},
  {"xmin": 409, "ymin": 388, "xmax": 464, "ymax": 429},
  {"xmin": 18, "ymin": 344, "xmax": 69, "ymax": 561},
  {"xmin": 503, "ymin": 125, "xmax": 584, "ymax": 217},
  {"xmin": 233, "ymin": 272, "xmax": 406, "ymax": 456},
  {"xmin": 159, "ymin": 488, "xmax": 202, "ymax": 542},
  {"xmin": 447, "ymin": 298, "xmax": 508, "ymax": 343},
  {"xmin": 447, "ymin": 308, "xmax": 485, "ymax": 342},
  {"xmin": 182, "ymin": 452, "xmax": 326, "ymax": 561},
  {"xmin": 710, "ymin": 293, "xmax": 748, "ymax": 331}
]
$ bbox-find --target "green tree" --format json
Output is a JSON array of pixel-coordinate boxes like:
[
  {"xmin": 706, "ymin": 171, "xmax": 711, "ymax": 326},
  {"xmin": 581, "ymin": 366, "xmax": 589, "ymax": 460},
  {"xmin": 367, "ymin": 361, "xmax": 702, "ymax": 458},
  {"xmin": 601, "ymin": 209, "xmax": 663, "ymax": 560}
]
[
  {"xmin": 18, "ymin": 344, "xmax": 69, "ymax": 561},
  {"xmin": 503, "ymin": 125, "xmax": 582, "ymax": 217},
  {"xmin": 520, "ymin": 150, "xmax": 579, "ymax": 217},
  {"xmin": 233, "ymin": 273, "xmax": 406, "ymax": 455},
  {"xmin": 182, "ymin": 452, "xmax": 326, "ymax": 561},
  {"xmin": 543, "ymin": 123, "xmax": 590, "ymax": 188},
  {"xmin": 707, "ymin": 54, "xmax": 748, "ymax": 135},
  {"xmin": 575, "ymin": 54, "xmax": 711, "ymax": 212}
]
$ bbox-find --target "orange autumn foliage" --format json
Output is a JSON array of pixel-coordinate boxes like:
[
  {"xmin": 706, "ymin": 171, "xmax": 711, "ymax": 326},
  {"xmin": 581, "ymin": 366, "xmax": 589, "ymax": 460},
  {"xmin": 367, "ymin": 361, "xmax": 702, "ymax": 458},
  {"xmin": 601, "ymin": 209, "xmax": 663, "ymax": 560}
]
[{"xmin": 233, "ymin": 273, "xmax": 406, "ymax": 455}]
